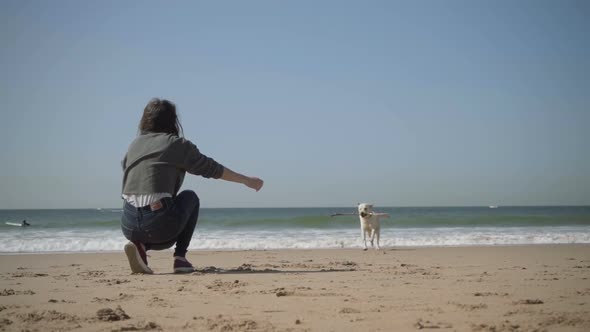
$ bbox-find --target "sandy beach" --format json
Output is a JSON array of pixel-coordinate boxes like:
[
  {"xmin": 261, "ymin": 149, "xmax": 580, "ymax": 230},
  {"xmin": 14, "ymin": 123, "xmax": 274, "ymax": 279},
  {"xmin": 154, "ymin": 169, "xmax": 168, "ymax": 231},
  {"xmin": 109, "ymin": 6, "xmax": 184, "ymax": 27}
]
[{"xmin": 0, "ymin": 245, "xmax": 589, "ymax": 331}]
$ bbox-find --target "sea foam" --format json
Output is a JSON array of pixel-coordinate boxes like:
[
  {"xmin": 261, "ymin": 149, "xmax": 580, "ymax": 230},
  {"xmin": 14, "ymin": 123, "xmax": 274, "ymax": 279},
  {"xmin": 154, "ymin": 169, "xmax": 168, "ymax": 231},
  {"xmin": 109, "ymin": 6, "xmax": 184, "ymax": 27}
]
[{"xmin": 0, "ymin": 227, "xmax": 589, "ymax": 253}]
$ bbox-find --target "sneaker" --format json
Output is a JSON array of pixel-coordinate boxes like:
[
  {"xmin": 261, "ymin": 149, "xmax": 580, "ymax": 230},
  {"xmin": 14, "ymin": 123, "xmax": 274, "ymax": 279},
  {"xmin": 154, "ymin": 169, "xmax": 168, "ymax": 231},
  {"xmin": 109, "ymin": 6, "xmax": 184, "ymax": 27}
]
[
  {"xmin": 124, "ymin": 241, "xmax": 153, "ymax": 274},
  {"xmin": 173, "ymin": 257, "xmax": 194, "ymax": 273}
]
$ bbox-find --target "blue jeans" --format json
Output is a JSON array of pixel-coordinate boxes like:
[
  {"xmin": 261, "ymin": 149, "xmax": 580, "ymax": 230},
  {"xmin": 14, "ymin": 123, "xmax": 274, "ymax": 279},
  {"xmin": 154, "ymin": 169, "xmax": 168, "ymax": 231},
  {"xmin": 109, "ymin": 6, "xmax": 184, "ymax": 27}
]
[{"xmin": 121, "ymin": 190, "xmax": 200, "ymax": 257}]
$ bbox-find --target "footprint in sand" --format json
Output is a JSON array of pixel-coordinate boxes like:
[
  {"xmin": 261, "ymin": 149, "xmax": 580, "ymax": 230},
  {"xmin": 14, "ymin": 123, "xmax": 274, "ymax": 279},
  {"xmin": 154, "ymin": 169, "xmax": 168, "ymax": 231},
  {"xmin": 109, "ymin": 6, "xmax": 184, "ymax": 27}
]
[
  {"xmin": 451, "ymin": 302, "xmax": 488, "ymax": 311},
  {"xmin": 203, "ymin": 314, "xmax": 270, "ymax": 331},
  {"xmin": 1, "ymin": 289, "xmax": 36, "ymax": 296},
  {"xmin": 77, "ymin": 270, "xmax": 105, "ymax": 279},
  {"xmin": 17, "ymin": 310, "xmax": 80, "ymax": 323},
  {"xmin": 513, "ymin": 299, "xmax": 544, "ymax": 305},
  {"xmin": 147, "ymin": 296, "xmax": 171, "ymax": 308},
  {"xmin": 96, "ymin": 306, "xmax": 130, "ymax": 321},
  {"xmin": 111, "ymin": 321, "xmax": 161, "ymax": 332},
  {"xmin": 474, "ymin": 292, "xmax": 509, "ymax": 297},
  {"xmin": 415, "ymin": 318, "xmax": 452, "ymax": 329},
  {"xmin": 206, "ymin": 279, "xmax": 247, "ymax": 293},
  {"xmin": 0, "ymin": 318, "xmax": 12, "ymax": 329},
  {"xmin": 92, "ymin": 293, "xmax": 134, "ymax": 303},
  {"xmin": 339, "ymin": 307, "xmax": 361, "ymax": 314}
]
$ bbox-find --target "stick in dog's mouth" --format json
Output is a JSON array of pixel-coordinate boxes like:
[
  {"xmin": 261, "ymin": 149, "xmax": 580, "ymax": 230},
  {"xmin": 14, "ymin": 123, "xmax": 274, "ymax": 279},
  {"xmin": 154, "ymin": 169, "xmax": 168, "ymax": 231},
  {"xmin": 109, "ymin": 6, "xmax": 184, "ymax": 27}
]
[{"xmin": 360, "ymin": 212, "xmax": 372, "ymax": 218}]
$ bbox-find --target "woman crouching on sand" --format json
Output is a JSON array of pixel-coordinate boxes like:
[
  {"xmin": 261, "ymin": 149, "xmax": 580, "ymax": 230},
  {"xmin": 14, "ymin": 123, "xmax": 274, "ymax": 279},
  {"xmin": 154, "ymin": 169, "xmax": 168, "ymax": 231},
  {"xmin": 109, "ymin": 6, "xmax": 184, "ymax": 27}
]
[{"xmin": 120, "ymin": 98, "xmax": 263, "ymax": 274}]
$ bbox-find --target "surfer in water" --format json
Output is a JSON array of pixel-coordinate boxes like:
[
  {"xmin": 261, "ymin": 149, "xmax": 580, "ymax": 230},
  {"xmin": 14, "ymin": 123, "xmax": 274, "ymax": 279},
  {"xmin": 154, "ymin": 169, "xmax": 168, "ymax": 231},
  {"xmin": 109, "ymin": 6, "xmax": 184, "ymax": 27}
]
[
  {"xmin": 21, "ymin": 220, "xmax": 30, "ymax": 227},
  {"xmin": 121, "ymin": 98, "xmax": 263, "ymax": 274}
]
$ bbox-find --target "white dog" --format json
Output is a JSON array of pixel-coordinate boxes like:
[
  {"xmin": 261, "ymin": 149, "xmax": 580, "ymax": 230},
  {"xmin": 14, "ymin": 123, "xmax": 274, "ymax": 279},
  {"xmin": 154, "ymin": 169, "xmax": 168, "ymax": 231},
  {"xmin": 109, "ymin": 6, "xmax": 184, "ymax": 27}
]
[{"xmin": 358, "ymin": 203, "xmax": 390, "ymax": 250}]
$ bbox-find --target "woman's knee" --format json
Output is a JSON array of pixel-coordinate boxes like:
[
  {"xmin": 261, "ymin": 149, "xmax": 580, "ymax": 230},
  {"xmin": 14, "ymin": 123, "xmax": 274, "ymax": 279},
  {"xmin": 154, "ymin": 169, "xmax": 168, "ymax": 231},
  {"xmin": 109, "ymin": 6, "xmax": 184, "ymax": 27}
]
[{"xmin": 177, "ymin": 190, "xmax": 200, "ymax": 207}]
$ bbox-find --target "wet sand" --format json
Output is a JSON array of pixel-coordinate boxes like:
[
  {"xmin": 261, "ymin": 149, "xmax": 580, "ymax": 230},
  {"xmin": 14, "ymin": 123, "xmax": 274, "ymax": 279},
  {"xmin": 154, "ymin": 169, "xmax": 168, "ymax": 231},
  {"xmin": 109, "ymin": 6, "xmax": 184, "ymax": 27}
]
[{"xmin": 1, "ymin": 245, "xmax": 589, "ymax": 331}]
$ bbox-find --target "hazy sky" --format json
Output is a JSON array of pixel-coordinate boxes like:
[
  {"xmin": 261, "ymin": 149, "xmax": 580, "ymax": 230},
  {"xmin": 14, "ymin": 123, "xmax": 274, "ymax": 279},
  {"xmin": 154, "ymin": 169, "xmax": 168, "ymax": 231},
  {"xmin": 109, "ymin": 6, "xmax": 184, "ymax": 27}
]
[{"xmin": 1, "ymin": 0, "xmax": 588, "ymax": 209}]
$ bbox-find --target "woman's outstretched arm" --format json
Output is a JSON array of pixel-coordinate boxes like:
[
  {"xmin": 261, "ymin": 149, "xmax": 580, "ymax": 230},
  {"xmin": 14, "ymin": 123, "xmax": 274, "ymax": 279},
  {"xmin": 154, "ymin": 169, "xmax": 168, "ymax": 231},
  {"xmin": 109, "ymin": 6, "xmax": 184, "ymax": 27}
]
[{"xmin": 220, "ymin": 167, "xmax": 264, "ymax": 192}]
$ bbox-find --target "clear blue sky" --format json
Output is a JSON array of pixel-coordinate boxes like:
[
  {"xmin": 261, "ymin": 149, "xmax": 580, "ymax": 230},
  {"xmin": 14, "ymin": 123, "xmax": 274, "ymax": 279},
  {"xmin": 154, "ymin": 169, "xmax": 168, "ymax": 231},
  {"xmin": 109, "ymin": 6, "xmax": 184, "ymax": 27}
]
[{"xmin": 1, "ymin": 0, "xmax": 588, "ymax": 208}]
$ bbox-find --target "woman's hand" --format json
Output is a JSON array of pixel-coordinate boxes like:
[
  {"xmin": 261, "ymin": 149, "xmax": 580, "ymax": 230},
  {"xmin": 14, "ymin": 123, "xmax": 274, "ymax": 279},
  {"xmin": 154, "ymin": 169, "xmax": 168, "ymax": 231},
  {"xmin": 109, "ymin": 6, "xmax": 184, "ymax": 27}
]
[{"xmin": 245, "ymin": 177, "xmax": 264, "ymax": 192}]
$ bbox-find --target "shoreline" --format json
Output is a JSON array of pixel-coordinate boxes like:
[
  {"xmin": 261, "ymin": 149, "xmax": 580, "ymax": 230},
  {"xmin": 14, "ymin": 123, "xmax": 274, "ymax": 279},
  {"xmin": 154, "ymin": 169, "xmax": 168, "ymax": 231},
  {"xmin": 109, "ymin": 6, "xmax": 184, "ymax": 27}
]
[
  {"xmin": 1, "ymin": 242, "xmax": 589, "ymax": 256},
  {"xmin": 2, "ymin": 204, "xmax": 589, "ymax": 210},
  {"xmin": 1, "ymin": 244, "xmax": 589, "ymax": 331}
]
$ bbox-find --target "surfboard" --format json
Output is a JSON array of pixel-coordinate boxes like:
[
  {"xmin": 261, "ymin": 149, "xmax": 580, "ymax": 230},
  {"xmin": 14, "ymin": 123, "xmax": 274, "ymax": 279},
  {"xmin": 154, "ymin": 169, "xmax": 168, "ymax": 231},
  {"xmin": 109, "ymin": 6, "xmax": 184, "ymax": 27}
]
[{"xmin": 5, "ymin": 222, "xmax": 24, "ymax": 227}]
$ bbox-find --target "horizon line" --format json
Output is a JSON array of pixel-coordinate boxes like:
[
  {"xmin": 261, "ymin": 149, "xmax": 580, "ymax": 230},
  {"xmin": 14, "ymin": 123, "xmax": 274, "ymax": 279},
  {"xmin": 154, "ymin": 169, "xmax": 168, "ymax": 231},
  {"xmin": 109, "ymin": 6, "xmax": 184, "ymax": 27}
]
[{"xmin": 1, "ymin": 204, "xmax": 589, "ymax": 211}]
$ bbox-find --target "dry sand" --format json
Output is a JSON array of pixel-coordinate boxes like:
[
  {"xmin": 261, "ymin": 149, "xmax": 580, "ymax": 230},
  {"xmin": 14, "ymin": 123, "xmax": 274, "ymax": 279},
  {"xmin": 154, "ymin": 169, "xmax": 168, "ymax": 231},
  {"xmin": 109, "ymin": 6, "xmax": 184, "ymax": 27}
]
[{"xmin": 0, "ymin": 245, "xmax": 589, "ymax": 331}]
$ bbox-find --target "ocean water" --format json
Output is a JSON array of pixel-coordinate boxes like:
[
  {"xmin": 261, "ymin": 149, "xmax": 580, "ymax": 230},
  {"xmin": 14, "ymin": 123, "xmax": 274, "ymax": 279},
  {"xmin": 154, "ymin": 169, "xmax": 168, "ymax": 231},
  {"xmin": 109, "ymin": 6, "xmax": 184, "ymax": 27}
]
[{"xmin": 0, "ymin": 206, "xmax": 589, "ymax": 253}]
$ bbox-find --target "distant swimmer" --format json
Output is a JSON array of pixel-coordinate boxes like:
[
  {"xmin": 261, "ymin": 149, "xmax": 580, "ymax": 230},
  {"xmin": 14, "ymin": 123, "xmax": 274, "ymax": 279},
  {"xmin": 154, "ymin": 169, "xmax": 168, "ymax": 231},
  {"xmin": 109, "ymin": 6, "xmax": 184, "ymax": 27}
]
[{"xmin": 21, "ymin": 220, "xmax": 30, "ymax": 227}]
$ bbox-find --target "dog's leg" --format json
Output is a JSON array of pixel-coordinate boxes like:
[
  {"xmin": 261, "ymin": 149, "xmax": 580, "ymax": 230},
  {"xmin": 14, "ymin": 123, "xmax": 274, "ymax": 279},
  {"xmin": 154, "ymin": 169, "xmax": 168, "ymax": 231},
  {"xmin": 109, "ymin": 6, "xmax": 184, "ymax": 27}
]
[
  {"xmin": 369, "ymin": 229, "xmax": 375, "ymax": 248},
  {"xmin": 376, "ymin": 229, "xmax": 381, "ymax": 250},
  {"xmin": 362, "ymin": 229, "xmax": 368, "ymax": 251}
]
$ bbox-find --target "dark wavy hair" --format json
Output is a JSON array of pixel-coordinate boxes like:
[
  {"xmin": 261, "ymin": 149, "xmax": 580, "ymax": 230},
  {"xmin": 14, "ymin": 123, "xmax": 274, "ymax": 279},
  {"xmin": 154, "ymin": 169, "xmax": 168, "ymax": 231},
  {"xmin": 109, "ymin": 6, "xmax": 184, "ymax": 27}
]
[{"xmin": 138, "ymin": 98, "xmax": 183, "ymax": 137}]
